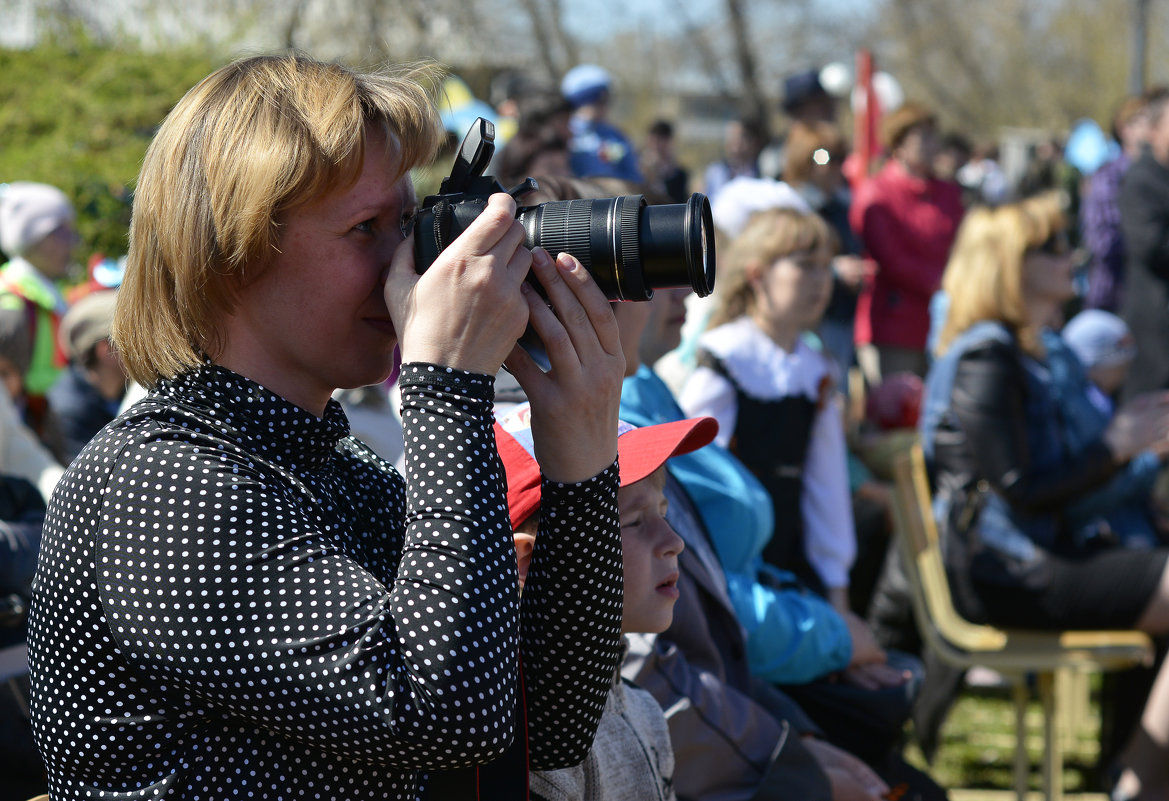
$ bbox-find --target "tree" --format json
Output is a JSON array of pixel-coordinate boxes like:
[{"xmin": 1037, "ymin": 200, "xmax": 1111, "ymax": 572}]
[
  {"xmin": 869, "ymin": 0, "xmax": 1161, "ymax": 138},
  {"xmin": 0, "ymin": 39, "xmax": 219, "ymax": 264}
]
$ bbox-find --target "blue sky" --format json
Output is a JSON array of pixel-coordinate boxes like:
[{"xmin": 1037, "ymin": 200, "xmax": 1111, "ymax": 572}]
[
  {"xmin": 559, "ymin": 0, "xmax": 874, "ymax": 43},
  {"xmin": 561, "ymin": 0, "xmax": 723, "ymax": 42}
]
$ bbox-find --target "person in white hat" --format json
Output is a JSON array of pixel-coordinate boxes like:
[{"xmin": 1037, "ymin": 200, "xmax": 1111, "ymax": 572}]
[{"xmin": 0, "ymin": 182, "xmax": 77, "ymax": 397}]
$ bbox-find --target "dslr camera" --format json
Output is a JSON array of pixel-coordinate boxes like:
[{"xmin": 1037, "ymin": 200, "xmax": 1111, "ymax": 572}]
[{"xmin": 414, "ymin": 117, "xmax": 715, "ymax": 303}]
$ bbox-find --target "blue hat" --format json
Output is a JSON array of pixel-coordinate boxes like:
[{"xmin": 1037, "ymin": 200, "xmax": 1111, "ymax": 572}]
[
  {"xmin": 561, "ymin": 64, "xmax": 611, "ymax": 108},
  {"xmin": 782, "ymin": 68, "xmax": 829, "ymax": 113},
  {"xmin": 1062, "ymin": 309, "xmax": 1137, "ymax": 369}
]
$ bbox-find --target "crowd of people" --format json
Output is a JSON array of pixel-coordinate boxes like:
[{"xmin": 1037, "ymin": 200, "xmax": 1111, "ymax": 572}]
[{"xmin": 5, "ymin": 50, "xmax": 1169, "ymax": 801}]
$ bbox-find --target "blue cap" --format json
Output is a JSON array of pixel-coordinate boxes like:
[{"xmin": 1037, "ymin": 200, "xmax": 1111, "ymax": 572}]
[
  {"xmin": 561, "ymin": 64, "xmax": 611, "ymax": 108},
  {"xmin": 782, "ymin": 68, "xmax": 829, "ymax": 113}
]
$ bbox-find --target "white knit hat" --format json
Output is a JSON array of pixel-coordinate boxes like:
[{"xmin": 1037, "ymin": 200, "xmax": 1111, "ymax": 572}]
[
  {"xmin": 0, "ymin": 182, "xmax": 75, "ymax": 257},
  {"xmin": 710, "ymin": 177, "xmax": 811, "ymax": 238}
]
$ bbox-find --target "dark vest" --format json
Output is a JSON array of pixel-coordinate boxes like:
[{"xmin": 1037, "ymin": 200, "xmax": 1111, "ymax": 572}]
[{"xmin": 696, "ymin": 350, "xmax": 823, "ymax": 595}]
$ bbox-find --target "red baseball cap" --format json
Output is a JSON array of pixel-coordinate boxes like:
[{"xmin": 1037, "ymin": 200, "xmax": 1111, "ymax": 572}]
[{"xmin": 495, "ymin": 404, "xmax": 719, "ymax": 530}]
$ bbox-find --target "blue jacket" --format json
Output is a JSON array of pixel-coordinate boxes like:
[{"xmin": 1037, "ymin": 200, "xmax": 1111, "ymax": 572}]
[
  {"xmin": 568, "ymin": 116, "xmax": 644, "ymax": 182},
  {"xmin": 622, "ymin": 365, "xmax": 851, "ymax": 684},
  {"xmin": 1041, "ymin": 328, "xmax": 1160, "ymax": 547}
]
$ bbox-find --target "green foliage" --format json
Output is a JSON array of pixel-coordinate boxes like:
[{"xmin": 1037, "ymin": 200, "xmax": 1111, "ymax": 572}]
[{"xmin": 0, "ymin": 40, "xmax": 221, "ymax": 267}]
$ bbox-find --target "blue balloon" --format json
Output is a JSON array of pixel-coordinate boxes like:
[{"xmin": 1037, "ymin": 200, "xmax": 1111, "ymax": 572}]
[{"xmin": 1064, "ymin": 118, "xmax": 1119, "ymax": 176}]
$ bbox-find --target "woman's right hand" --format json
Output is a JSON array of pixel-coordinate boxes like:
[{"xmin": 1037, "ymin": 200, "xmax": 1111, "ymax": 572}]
[
  {"xmin": 1105, "ymin": 391, "xmax": 1169, "ymax": 462},
  {"xmin": 505, "ymin": 248, "xmax": 626, "ymax": 485},
  {"xmin": 385, "ymin": 193, "xmax": 533, "ymax": 377}
]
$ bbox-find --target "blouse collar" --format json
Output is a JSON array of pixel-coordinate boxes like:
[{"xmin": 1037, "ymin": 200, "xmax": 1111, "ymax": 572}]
[{"xmin": 154, "ymin": 362, "xmax": 351, "ymax": 471}]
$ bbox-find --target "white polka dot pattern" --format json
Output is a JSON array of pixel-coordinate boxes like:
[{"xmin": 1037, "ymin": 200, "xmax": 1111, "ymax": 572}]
[{"xmin": 26, "ymin": 362, "xmax": 623, "ymax": 799}]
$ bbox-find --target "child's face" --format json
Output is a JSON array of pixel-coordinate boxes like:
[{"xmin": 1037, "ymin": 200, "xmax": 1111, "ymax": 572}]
[
  {"xmin": 618, "ymin": 467, "xmax": 684, "ymax": 635},
  {"xmin": 753, "ymin": 244, "xmax": 833, "ymax": 331},
  {"xmin": 1089, "ymin": 361, "xmax": 1130, "ymax": 397}
]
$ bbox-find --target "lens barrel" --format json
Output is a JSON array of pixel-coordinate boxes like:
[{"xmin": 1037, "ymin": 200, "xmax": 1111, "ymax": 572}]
[{"xmin": 516, "ymin": 193, "xmax": 715, "ymax": 301}]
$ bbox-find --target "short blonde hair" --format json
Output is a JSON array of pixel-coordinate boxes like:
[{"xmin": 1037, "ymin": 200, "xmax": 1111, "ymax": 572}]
[
  {"xmin": 708, "ymin": 208, "xmax": 832, "ymax": 329},
  {"xmin": 114, "ymin": 52, "xmax": 444, "ymax": 387},
  {"xmin": 937, "ymin": 191, "xmax": 1066, "ymax": 357}
]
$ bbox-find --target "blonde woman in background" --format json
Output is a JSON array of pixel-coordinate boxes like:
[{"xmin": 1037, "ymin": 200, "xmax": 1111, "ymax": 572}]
[{"xmin": 921, "ymin": 192, "xmax": 1169, "ymax": 800}]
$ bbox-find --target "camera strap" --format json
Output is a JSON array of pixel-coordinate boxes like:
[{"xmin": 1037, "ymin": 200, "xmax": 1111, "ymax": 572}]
[{"xmin": 431, "ymin": 198, "xmax": 457, "ymax": 254}]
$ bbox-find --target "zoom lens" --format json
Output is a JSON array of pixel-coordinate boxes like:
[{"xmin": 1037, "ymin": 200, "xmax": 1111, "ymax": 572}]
[{"xmin": 516, "ymin": 193, "xmax": 715, "ymax": 301}]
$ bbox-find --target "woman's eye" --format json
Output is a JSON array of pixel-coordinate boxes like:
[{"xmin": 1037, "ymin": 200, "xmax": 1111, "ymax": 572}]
[{"xmin": 353, "ymin": 218, "xmax": 376, "ymax": 235}]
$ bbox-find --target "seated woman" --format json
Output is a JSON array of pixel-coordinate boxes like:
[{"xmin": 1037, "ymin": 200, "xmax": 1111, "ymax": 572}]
[
  {"xmin": 678, "ymin": 208, "xmax": 856, "ymax": 611},
  {"xmin": 28, "ymin": 53, "xmax": 627, "ymax": 800},
  {"xmin": 921, "ymin": 191, "xmax": 1169, "ymax": 800}
]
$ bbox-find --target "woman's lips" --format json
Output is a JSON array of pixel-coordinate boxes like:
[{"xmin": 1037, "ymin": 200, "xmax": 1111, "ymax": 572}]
[{"xmin": 365, "ymin": 318, "xmax": 395, "ymax": 335}]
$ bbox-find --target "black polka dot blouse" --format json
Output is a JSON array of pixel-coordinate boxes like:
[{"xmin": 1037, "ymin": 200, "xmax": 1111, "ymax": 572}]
[{"xmin": 27, "ymin": 362, "xmax": 624, "ymax": 799}]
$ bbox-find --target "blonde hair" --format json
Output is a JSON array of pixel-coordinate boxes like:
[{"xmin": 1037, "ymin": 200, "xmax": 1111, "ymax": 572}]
[
  {"xmin": 708, "ymin": 208, "xmax": 832, "ymax": 329},
  {"xmin": 114, "ymin": 52, "xmax": 444, "ymax": 387},
  {"xmin": 936, "ymin": 191, "xmax": 1066, "ymax": 357}
]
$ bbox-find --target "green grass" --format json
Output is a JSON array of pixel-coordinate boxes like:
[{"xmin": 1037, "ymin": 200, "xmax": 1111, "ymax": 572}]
[{"xmin": 903, "ymin": 683, "xmax": 1105, "ymax": 794}]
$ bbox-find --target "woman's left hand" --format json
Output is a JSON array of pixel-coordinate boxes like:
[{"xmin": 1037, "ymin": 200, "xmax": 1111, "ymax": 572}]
[{"xmin": 506, "ymin": 248, "xmax": 625, "ymax": 484}]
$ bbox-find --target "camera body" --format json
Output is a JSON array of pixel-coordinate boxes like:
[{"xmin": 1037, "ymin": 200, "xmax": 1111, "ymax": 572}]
[
  {"xmin": 414, "ymin": 118, "xmax": 514, "ymax": 278},
  {"xmin": 414, "ymin": 117, "xmax": 715, "ymax": 303}
]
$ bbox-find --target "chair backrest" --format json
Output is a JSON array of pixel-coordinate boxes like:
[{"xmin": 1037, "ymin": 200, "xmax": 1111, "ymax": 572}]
[{"xmin": 889, "ymin": 442, "xmax": 1009, "ymax": 656}]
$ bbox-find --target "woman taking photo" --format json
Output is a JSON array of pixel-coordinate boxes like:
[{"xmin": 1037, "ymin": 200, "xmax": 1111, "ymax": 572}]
[
  {"xmin": 28, "ymin": 53, "xmax": 627, "ymax": 799},
  {"xmin": 922, "ymin": 191, "xmax": 1169, "ymax": 800}
]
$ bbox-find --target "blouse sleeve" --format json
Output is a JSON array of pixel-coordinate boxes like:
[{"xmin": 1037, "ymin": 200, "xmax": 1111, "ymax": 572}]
[
  {"xmin": 679, "ymin": 366, "xmax": 738, "ymax": 449},
  {"xmin": 799, "ymin": 393, "xmax": 857, "ymax": 589},
  {"xmin": 97, "ymin": 364, "xmax": 521, "ymax": 769},
  {"xmin": 519, "ymin": 463, "xmax": 623, "ymax": 770}
]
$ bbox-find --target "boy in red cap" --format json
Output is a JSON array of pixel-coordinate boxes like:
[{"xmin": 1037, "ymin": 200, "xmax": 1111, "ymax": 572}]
[{"xmin": 496, "ymin": 404, "xmax": 718, "ymax": 801}]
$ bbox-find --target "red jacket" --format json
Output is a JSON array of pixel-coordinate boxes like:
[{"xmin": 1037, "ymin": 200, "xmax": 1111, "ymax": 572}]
[{"xmin": 850, "ymin": 161, "xmax": 964, "ymax": 349}]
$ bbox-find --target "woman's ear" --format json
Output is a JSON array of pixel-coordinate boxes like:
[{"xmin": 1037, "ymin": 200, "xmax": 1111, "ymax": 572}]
[{"xmin": 745, "ymin": 259, "xmax": 766, "ymax": 290}]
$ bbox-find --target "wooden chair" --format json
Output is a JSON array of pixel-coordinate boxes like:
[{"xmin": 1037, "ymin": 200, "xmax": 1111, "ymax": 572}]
[{"xmin": 889, "ymin": 441, "xmax": 1154, "ymax": 801}]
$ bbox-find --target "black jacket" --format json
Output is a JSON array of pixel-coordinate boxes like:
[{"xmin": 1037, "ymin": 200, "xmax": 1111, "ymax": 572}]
[
  {"xmin": 1120, "ymin": 149, "xmax": 1169, "ymax": 398},
  {"xmin": 929, "ymin": 338, "xmax": 1119, "ymax": 619}
]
